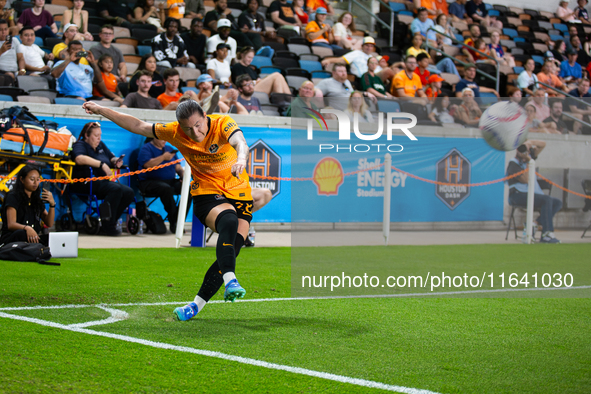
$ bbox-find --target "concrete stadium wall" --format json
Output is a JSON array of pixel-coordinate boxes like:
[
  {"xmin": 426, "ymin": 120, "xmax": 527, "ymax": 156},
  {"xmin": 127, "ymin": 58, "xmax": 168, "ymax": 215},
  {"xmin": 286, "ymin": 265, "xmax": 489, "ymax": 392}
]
[{"xmin": 1, "ymin": 102, "xmax": 589, "ymax": 231}]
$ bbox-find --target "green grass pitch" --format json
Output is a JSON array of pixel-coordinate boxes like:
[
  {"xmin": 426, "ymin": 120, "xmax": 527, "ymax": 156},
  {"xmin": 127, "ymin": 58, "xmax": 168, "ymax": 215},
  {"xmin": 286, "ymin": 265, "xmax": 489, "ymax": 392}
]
[{"xmin": 0, "ymin": 245, "xmax": 590, "ymax": 393}]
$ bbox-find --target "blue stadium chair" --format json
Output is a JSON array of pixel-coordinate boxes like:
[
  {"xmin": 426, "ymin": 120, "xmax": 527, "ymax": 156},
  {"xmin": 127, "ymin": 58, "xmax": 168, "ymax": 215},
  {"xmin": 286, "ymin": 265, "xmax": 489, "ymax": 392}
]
[
  {"xmin": 137, "ymin": 45, "xmax": 152, "ymax": 56},
  {"xmin": 389, "ymin": 2, "xmax": 406, "ymax": 12},
  {"xmin": 259, "ymin": 66, "xmax": 283, "ymax": 77},
  {"xmin": 41, "ymin": 47, "xmax": 51, "ymax": 54},
  {"xmin": 480, "ymin": 91, "xmax": 498, "ymax": 105},
  {"xmin": 377, "ymin": 99, "xmax": 400, "ymax": 113},
  {"xmin": 532, "ymin": 55, "xmax": 544, "ymax": 65},
  {"xmin": 549, "ymin": 34, "xmax": 563, "ymax": 42},
  {"xmin": 502, "ymin": 28, "xmax": 518, "ymax": 39},
  {"xmin": 484, "ymin": 3, "xmax": 493, "ymax": 10},
  {"xmin": 399, "ymin": 10, "xmax": 413, "ymax": 16},
  {"xmin": 553, "ymin": 23, "xmax": 568, "ymax": 34},
  {"xmin": 55, "ymin": 97, "xmax": 86, "ymax": 105},
  {"xmin": 0, "ymin": 94, "xmax": 13, "ymax": 102},
  {"xmin": 454, "ymin": 33, "xmax": 464, "ymax": 43},
  {"xmin": 251, "ymin": 55, "xmax": 273, "ymax": 69},
  {"xmin": 513, "ymin": 36, "xmax": 526, "ymax": 42},
  {"xmin": 513, "ymin": 66, "xmax": 524, "ymax": 74},
  {"xmin": 311, "ymin": 70, "xmax": 331, "ymax": 79},
  {"xmin": 488, "ymin": 9, "xmax": 500, "ymax": 17},
  {"xmin": 299, "ymin": 60, "xmax": 323, "ymax": 73},
  {"xmin": 34, "ymin": 37, "xmax": 43, "ymax": 47},
  {"xmin": 181, "ymin": 87, "xmax": 198, "ymax": 94}
]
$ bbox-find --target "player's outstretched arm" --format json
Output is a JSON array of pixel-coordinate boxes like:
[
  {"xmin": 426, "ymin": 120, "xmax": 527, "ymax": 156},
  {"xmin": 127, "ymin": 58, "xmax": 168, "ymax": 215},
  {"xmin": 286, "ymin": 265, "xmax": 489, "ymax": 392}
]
[
  {"xmin": 228, "ymin": 131, "xmax": 248, "ymax": 178},
  {"xmin": 82, "ymin": 101, "xmax": 154, "ymax": 137}
]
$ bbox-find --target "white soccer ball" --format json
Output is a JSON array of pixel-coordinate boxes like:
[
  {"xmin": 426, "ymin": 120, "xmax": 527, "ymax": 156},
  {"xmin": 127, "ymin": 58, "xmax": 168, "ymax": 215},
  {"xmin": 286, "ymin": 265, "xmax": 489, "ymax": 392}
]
[{"xmin": 479, "ymin": 101, "xmax": 529, "ymax": 151}]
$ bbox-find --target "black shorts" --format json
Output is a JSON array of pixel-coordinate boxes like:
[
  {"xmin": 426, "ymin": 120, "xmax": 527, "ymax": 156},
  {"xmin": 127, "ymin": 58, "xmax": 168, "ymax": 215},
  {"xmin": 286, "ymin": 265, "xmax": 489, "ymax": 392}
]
[{"xmin": 192, "ymin": 194, "xmax": 253, "ymax": 225}]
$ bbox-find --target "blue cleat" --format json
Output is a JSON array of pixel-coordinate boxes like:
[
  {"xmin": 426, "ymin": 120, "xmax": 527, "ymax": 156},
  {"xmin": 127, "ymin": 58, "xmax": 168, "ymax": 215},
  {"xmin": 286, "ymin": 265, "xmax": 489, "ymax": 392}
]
[
  {"xmin": 174, "ymin": 302, "xmax": 199, "ymax": 321},
  {"xmin": 224, "ymin": 279, "xmax": 246, "ymax": 302}
]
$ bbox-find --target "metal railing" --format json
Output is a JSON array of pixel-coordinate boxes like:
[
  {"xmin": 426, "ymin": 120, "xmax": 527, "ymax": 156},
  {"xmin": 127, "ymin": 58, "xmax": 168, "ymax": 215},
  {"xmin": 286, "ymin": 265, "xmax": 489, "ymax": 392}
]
[
  {"xmin": 426, "ymin": 28, "xmax": 500, "ymax": 92},
  {"xmin": 537, "ymin": 82, "xmax": 591, "ymax": 128},
  {"xmin": 347, "ymin": 0, "xmax": 394, "ymax": 47}
]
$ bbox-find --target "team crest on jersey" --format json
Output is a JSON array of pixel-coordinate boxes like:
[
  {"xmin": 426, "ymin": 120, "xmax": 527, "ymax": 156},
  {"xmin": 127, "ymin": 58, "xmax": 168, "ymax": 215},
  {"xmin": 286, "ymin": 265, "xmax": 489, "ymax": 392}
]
[
  {"xmin": 191, "ymin": 182, "xmax": 199, "ymax": 190},
  {"xmin": 215, "ymin": 194, "xmax": 225, "ymax": 200},
  {"xmin": 209, "ymin": 144, "xmax": 219, "ymax": 153}
]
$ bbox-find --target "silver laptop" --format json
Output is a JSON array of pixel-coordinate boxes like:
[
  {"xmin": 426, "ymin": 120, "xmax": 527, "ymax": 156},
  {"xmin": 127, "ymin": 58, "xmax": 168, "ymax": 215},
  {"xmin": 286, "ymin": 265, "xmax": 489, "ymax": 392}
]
[{"xmin": 48, "ymin": 232, "xmax": 79, "ymax": 258}]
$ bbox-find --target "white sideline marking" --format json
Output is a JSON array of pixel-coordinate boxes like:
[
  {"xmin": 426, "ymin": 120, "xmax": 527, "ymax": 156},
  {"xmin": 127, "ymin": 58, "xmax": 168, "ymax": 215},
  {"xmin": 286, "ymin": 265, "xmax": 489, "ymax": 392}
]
[
  {"xmin": 68, "ymin": 307, "xmax": 129, "ymax": 328},
  {"xmin": 0, "ymin": 285, "xmax": 589, "ymax": 312},
  {"xmin": 0, "ymin": 311, "xmax": 441, "ymax": 394}
]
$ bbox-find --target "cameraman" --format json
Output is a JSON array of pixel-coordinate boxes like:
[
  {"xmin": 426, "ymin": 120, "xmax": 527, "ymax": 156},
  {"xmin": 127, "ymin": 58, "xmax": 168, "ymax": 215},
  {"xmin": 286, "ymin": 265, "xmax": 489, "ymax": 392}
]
[
  {"xmin": 51, "ymin": 40, "xmax": 102, "ymax": 100},
  {"xmin": 506, "ymin": 140, "xmax": 563, "ymax": 243}
]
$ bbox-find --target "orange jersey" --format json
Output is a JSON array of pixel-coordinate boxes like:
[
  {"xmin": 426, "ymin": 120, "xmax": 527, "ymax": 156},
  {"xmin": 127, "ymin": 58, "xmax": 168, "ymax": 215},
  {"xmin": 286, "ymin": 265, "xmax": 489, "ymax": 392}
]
[
  {"xmin": 92, "ymin": 71, "xmax": 118, "ymax": 97},
  {"xmin": 157, "ymin": 91, "xmax": 183, "ymax": 108},
  {"xmin": 154, "ymin": 114, "xmax": 252, "ymax": 200}
]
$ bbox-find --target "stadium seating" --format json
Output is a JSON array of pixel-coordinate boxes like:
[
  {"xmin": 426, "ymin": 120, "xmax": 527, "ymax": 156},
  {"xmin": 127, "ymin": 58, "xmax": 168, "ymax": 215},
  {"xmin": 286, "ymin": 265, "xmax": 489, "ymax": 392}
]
[
  {"xmin": 299, "ymin": 60, "xmax": 323, "ymax": 73},
  {"xmin": 377, "ymin": 99, "xmax": 400, "ymax": 113},
  {"xmin": 0, "ymin": 94, "xmax": 13, "ymax": 102},
  {"xmin": 55, "ymin": 97, "xmax": 86, "ymax": 105},
  {"xmin": 251, "ymin": 56, "xmax": 273, "ymax": 69},
  {"xmin": 17, "ymin": 96, "xmax": 51, "ymax": 104},
  {"xmin": 17, "ymin": 76, "xmax": 49, "ymax": 92}
]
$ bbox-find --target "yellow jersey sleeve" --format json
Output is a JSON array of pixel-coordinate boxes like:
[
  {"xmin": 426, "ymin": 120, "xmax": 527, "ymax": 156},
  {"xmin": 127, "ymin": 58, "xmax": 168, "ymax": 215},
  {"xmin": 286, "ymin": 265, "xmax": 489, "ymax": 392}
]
[
  {"xmin": 218, "ymin": 115, "xmax": 242, "ymax": 143},
  {"xmin": 153, "ymin": 121, "xmax": 180, "ymax": 142}
]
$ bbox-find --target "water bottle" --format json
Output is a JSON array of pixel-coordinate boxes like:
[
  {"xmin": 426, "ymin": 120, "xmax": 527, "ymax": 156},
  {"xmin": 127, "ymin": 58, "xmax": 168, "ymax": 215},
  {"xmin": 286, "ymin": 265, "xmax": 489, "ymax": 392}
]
[
  {"xmin": 522, "ymin": 227, "xmax": 528, "ymax": 244},
  {"xmin": 116, "ymin": 218, "xmax": 122, "ymax": 232},
  {"xmin": 139, "ymin": 220, "xmax": 144, "ymax": 235},
  {"xmin": 247, "ymin": 227, "xmax": 256, "ymax": 247}
]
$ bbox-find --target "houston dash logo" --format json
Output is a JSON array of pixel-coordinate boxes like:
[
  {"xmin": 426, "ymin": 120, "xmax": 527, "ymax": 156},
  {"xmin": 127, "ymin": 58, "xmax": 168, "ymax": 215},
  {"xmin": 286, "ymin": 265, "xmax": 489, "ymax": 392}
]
[{"xmin": 304, "ymin": 108, "xmax": 418, "ymax": 153}]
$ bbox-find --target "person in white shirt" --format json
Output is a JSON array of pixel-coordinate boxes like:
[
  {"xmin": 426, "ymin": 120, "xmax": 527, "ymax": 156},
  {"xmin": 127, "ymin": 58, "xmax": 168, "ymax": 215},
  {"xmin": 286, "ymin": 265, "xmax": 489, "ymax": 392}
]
[
  {"xmin": 0, "ymin": 18, "xmax": 21, "ymax": 79},
  {"xmin": 16, "ymin": 25, "xmax": 53, "ymax": 75},
  {"xmin": 207, "ymin": 42, "xmax": 231, "ymax": 86},
  {"xmin": 332, "ymin": 12, "xmax": 361, "ymax": 50},
  {"xmin": 206, "ymin": 19, "xmax": 237, "ymax": 63}
]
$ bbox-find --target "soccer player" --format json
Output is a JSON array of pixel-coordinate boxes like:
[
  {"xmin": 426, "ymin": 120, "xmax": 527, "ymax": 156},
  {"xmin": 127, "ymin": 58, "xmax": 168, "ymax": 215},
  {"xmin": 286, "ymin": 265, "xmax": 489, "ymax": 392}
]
[{"xmin": 82, "ymin": 98, "xmax": 252, "ymax": 320}]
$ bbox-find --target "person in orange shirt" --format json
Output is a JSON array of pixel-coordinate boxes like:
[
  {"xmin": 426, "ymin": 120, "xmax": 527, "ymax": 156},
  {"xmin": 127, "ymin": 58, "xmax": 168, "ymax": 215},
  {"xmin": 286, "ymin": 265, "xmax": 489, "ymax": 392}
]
[
  {"xmin": 92, "ymin": 54, "xmax": 124, "ymax": 104},
  {"xmin": 166, "ymin": 0, "xmax": 185, "ymax": 19},
  {"xmin": 391, "ymin": 55, "xmax": 427, "ymax": 98},
  {"xmin": 306, "ymin": 0, "xmax": 334, "ymax": 15},
  {"xmin": 425, "ymin": 73, "xmax": 443, "ymax": 99},
  {"xmin": 157, "ymin": 68, "xmax": 183, "ymax": 109},
  {"xmin": 82, "ymin": 97, "xmax": 252, "ymax": 319}
]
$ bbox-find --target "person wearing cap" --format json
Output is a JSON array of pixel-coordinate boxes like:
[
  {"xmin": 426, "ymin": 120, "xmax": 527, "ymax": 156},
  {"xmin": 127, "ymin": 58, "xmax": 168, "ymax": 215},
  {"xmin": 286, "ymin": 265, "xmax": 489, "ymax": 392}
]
[
  {"xmin": 121, "ymin": 70, "xmax": 163, "ymax": 109},
  {"xmin": 557, "ymin": 0, "xmax": 577, "ymax": 22},
  {"xmin": 454, "ymin": 63, "xmax": 499, "ymax": 98},
  {"xmin": 559, "ymin": 48, "xmax": 582, "ymax": 88},
  {"xmin": 360, "ymin": 56, "xmax": 392, "ymax": 99},
  {"xmin": 269, "ymin": 0, "xmax": 302, "ymax": 29},
  {"xmin": 307, "ymin": 0, "xmax": 334, "ymax": 15},
  {"xmin": 61, "ymin": 0, "xmax": 94, "ymax": 41},
  {"xmin": 391, "ymin": 55, "xmax": 427, "ymax": 100},
  {"xmin": 205, "ymin": 0, "xmax": 256, "ymax": 48},
  {"xmin": 410, "ymin": 7, "xmax": 436, "ymax": 44},
  {"xmin": 90, "ymin": 25, "xmax": 127, "ymax": 82},
  {"xmin": 305, "ymin": 8, "xmax": 341, "ymax": 51},
  {"xmin": 207, "ymin": 42, "xmax": 232, "ymax": 87},
  {"xmin": 454, "ymin": 87, "xmax": 481, "ymax": 126},
  {"xmin": 575, "ymin": 0, "xmax": 590, "ymax": 24},
  {"xmin": 206, "ymin": 19, "xmax": 238, "ymax": 63},
  {"xmin": 538, "ymin": 59, "xmax": 568, "ymax": 96},
  {"xmin": 151, "ymin": 17, "xmax": 190, "ymax": 68},
  {"xmin": 425, "ymin": 74, "xmax": 443, "ymax": 99},
  {"xmin": 194, "ymin": 73, "xmax": 248, "ymax": 114},
  {"xmin": 465, "ymin": 0, "xmax": 502, "ymax": 29},
  {"xmin": 53, "ymin": 24, "xmax": 89, "ymax": 65}
]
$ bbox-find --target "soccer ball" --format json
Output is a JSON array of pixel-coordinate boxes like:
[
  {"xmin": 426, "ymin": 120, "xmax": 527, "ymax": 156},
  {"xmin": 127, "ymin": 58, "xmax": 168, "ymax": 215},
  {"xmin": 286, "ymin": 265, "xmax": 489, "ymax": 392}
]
[{"xmin": 479, "ymin": 101, "xmax": 529, "ymax": 151}]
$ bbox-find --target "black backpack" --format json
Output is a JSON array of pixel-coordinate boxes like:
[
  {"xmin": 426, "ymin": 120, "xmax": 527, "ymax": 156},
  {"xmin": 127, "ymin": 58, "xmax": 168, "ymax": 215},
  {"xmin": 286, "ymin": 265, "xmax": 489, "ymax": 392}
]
[
  {"xmin": 144, "ymin": 211, "xmax": 167, "ymax": 234},
  {"xmin": 0, "ymin": 242, "xmax": 57, "ymax": 265},
  {"xmin": 0, "ymin": 105, "xmax": 59, "ymax": 156}
]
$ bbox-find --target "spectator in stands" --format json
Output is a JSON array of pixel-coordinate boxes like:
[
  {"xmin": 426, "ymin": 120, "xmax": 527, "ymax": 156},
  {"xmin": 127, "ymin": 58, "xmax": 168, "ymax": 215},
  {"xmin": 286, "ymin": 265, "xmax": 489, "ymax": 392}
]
[
  {"xmin": 507, "ymin": 86, "xmax": 523, "ymax": 105},
  {"xmin": 205, "ymin": 0, "xmax": 255, "ymax": 48},
  {"xmin": 51, "ymin": 41, "xmax": 99, "ymax": 99},
  {"xmin": 317, "ymin": 63, "xmax": 360, "ymax": 109},
  {"xmin": 92, "ymin": 54, "xmax": 125, "ymax": 104},
  {"xmin": 454, "ymin": 87, "xmax": 480, "ymax": 126},
  {"xmin": 434, "ymin": 14, "xmax": 454, "ymax": 45},
  {"xmin": 465, "ymin": 0, "xmax": 502, "ymax": 29},
  {"xmin": 165, "ymin": 0, "xmax": 185, "ymax": 20},
  {"xmin": 552, "ymin": 40, "xmax": 567, "ymax": 63},
  {"xmin": 517, "ymin": 58, "xmax": 539, "ymax": 97},
  {"xmin": 133, "ymin": 0, "xmax": 165, "ymax": 33},
  {"xmin": 556, "ymin": 0, "xmax": 577, "ymax": 22},
  {"xmin": 425, "ymin": 74, "xmax": 443, "ymax": 99},
  {"xmin": 17, "ymin": 26, "xmax": 54, "ymax": 76},
  {"xmin": 360, "ymin": 57, "xmax": 393, "ymax": 99},
  {"xmin": 128, "ymin": 53, "xmax": 165, "ymax": 98},
  {"xmin": 53, "ymin": 24, "xmax": 87, "ymax": 64},
  {"xmin": 410, "ymin": 7, "xmax": 436, "ymax": 44},
  {"xmin": 286, "ymin": 80, "xmax": 320, "ymax": 117},
  {"xmin": 560, "ymin": 48, "xmax": 582, "ymax": 89},
  {"xmin": 527, "ymin": 89, "xmax": 551, "ymax": 121},
  {"xmin": 61, "ymin": 0, "xmax": 94, "ymax": 41},
  {"xmin": 236, "ymin": 74, "xmax": 263, "ymax": 115},
  {"xmin": 305, "ymin": 8, "xmax": 341, "ymax": 51},
  {"xmin": 0, "ymin": 0, "xmax": 17, "ymax": 37},
  {"xmin": 194, "ymin": 73, "xmax": 248, "ymax": 114},
  {"xmin": 506, "ymin": 140, "xmax": 562, "ymax": 243},
  {"xmin": 293, "ymin": 0, "xmax": 309, "ymax": 25},
  {"xmin": 181, "ymin": 18, "xmax": 206, "ymax": 68},
  {"xmin": 574, "ymin": 35, "xmax": 591, "ymax": 67},
  {"xmin": 122, "ymin": 70, "xmax": 163, "ymax": 109},
  {"xmin": 391, "ymin": 55, "xmax": 427, "ymax": 98},
  {"xmin": 322, "ymin": 37, "xmax": 392, "ymax": 81},
  {"xmin": 230, "ymin": 46, "xmax": 291, "ymax": 95},
  {"xmin": 157, "ymin": 68, "xmax": 183, "ymax": 110},
  {"xmin": 332, "ymin": 11, "xmax": 361, "ymax": 51},
  {"xmin": 449, "ymin": 0, "xmax": 469, "ymax": 22},
  {"xmin": 428, "ymin": 93, "xmax": 457, "ymax": 123},
  {"xmin": 407, "ymin": 34, "xmax": 459, "ymax": 76},
  {"xmin": 152, "ymin": 18, "xmax": 190, "ymax": 68},
  {"xmin": 473, "ymin": 39, "xmax": 494, "ymax": 64},
  {"xmin": 524, "ymin": 104, "xmax": 560, "ymax": 134},
  {"xmin": 71, "ymin": 122, "xmax": 135, "ymax": 236},
  {"xmin": 575, "ymin": 0, "xmax": 590, "ymax": 24},
  {"xmin": 0, "ymin": 18, "xmax": 20, "ymax": 79},
  {"xmin": 98, "ymin": 0, "xmax": 157, "ymax": 30},
  {"xmin": 207, "ymin": 43, "xmax": 232, "ymax": 86},
  {"xmin": 454, "ymin": 63, "xmax": 499, "ymax": 98},
  {"xmin": 238, "ymin": 0, "xmax": 275, "ymax": 50},
  {"xmin": 307, "ymin": 0, "xmax": 334, "ymax": 15},
  {"xmin": 544, "ymin": 99, "xmax": 570, "ymax": 134},
  {"xmin": 538, "ymin": 59, "xmax": 568, "ymax": 96},
  {"xmin": 414, "ymin": 52, "xmax": 431, "ymax": 86},
  {"xmin": 269, "ymin": 0, "xmax": 301, "ymax": 29},
  {"xmin": 90, "ymin": 25, "xmax": 127, "ymax": 82},
  {"xmin": 345, "ymin": 91, "xmax": 373, "ymax": 123},
  {"xmin": 463, "ymin": 24, "xmax": 480, "ymax": 64},
  {"xmin": 566, "ymin": 78, "xmax": 591, "ymax": 133},
  {"xmin": 206, "ymin": 19, "xmax": 237, "ymax": 63},
  {"xmin": 185, "ymin": 0, "xmax": 206, "ymax": 20},
  {"xmin": 16, "ymin": 0, "xmax": 57, "ymax": 40},
  {"xmin": 489, "ymin": 30, "xmax": 515, "ymax": 68},
  {"xmin": 138, "ymin": 137, "xmax": 186, "ymax": 233}
]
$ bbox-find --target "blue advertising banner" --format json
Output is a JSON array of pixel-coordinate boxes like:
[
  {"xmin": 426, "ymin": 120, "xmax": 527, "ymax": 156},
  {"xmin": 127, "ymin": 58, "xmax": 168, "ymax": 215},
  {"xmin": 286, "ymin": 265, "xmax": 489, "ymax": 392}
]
[{"xmin": 291, "ymin": 127, "xmax": 505, "ymax": 222}]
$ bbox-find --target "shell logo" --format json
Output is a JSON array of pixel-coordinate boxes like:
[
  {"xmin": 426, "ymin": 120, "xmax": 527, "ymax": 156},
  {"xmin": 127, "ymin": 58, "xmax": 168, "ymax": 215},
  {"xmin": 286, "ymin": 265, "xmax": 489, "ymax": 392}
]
[{"xmin": 313, "ymin": 157, "xmax": 344, "ymax": 196}]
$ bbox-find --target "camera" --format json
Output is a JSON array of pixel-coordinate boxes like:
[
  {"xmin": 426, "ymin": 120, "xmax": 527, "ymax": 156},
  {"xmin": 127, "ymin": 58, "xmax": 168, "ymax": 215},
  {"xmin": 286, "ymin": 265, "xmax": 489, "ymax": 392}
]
[
  {"xmin": 529, "ymin": 147, "xmax": 537, "ymax": 160},
  {"xmin": 76, "ymin": 51, "xmax": 87, "ymax": 58}
]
